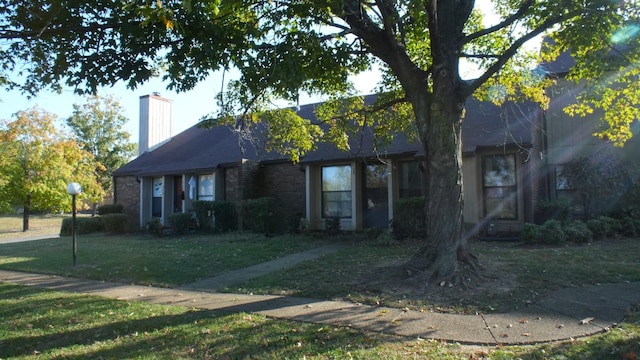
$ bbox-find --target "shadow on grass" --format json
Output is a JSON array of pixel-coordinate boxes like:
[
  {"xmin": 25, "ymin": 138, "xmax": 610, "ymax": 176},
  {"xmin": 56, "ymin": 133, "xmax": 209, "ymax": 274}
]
[{"xmin": 0, "ymin": 284, "xmax": 379, "ymax": 359}]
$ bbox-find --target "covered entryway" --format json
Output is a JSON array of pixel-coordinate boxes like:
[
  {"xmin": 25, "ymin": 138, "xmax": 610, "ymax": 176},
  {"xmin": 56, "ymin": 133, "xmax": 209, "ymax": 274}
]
[{"xmin": 362, "ymin": 164, "xmax": 389, "ymax": 228}]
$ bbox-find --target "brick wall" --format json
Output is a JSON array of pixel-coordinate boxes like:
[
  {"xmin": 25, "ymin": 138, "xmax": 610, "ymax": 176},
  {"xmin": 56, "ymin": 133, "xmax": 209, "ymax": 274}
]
[
  {"xmin": 259, "ymin": 162, "xmax": 306, "ymax": 218},
  {"xmin": 114, "ymin": 176, "xmax": 140, "ymax": 229},
  {"xmin": 224, "ymin": 167, "xmax": 240, "ymax": 201}
]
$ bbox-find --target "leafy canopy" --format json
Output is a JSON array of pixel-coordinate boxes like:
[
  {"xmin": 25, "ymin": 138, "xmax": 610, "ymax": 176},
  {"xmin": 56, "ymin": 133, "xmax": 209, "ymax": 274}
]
[
  {"xmin": 66, "ymin": 94, "xmax": 137, "ymax": 197},
  {"xmin": 0, "ymin": 108, "xmax": 100, "ymax": 213},
  {"xmin": 1, "ymin": 0, "xmax": 637, "ymax": 157}
]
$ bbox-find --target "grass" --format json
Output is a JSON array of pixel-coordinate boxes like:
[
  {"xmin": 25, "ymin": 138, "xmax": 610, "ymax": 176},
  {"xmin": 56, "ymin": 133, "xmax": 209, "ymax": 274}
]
[
  {"xmin": 0, "ymin": 214, "xmax": 68, "ymax": 240},
  {"xmin": 233, "ymin": 238, "xmax": 640, "ymax": 314},
  {"xmin": 1, "ymin": 283, "xmax": 640, "ymax": 359},
  {"xmin": 0, "ymin": 232, "xmax": 331, "ymax": 287},
  {"xmin": 2, "ymin": 220, "xmax": 640, "ymax": 358}
]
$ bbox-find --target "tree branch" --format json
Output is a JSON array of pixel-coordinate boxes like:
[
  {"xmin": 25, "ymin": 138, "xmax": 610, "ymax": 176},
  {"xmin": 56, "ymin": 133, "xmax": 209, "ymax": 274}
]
[
  {"xmin": 463, "ymin": 11, "xmax": 581, "ymax": 97},
  {"xmin": 463, "ymin": 0, "xmax": 535, "ymax": 44}
]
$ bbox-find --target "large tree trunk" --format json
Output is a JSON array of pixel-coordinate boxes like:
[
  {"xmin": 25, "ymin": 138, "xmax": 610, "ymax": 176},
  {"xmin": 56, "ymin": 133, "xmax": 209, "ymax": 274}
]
[
  {"xmin": 402, "ymin": 0, "xmax": 478, "ymax": 284},
  {"xmin": 342, "ymin": 0, "xmax": 478, "ymax": 284},
  {"xmin": 403, "ymin": 89, "xmax": 477, "ymax": 284}
]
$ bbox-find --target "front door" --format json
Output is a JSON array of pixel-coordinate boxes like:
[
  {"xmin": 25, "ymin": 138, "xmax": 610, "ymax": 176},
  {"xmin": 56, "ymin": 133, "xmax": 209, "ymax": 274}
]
[
  {"xmin": 363, "ymin": 164, "xmax": 389, "ymax": 228},
  {"xmin": 173, "ymin": 176, "xmax": 183, "ymax": 213}
]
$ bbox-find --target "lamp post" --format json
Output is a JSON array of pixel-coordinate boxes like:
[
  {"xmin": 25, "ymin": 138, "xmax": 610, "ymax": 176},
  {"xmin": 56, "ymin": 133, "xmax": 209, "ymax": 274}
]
[{"xmin": 66, "ymin": 182, "xmax": 82, "ymax": 266}]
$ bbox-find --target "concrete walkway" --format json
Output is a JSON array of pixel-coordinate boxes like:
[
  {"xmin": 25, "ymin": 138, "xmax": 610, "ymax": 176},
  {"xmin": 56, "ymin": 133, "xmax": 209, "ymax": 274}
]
[{"xmin": 1, "ymin": 243, "xmax": 639, "ymax": 345}]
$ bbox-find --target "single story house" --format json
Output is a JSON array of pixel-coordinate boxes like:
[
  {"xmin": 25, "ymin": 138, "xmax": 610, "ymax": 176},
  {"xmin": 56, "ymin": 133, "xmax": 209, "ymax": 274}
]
[
  {"xmin": 112, "ymin": 53, "xmax": 639, "ymax": 236},
  {"xmin": 113, "ymin": 93, "xmax": 545, "ymax": 236}
]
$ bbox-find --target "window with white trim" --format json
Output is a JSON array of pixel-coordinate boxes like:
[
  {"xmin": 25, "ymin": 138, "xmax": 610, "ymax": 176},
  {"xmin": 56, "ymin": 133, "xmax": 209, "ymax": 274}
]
[
  {"xmin": 483, "ymin": 154, "xmax": 517, "ymax": 219},
  {"xmin": 322, "ymin": 165, "xmax": 352, "ymax": 218},
  {"xmin": 197, "ymin": 174, "xmax": 214, "ymax": 201}
]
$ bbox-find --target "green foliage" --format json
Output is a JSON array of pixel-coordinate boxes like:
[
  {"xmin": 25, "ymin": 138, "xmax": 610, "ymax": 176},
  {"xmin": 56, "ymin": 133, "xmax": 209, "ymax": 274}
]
[
  {"xmin": 535, "ymin": 199, "xmax": 573, "ymax": 225},
  {"xmin": 522, "ymin": 219, "xmax": 590, "ymax": 245},
  {"xmin": 66, "ymin": 95, "xmax": 136, "ymax": 201},
  {"xmin": 563, "ymin": 220, "xmax": 593, "ymax": 244},
  {"xmin": 192, "ymin": 200, "xmax": 237, "ymax": 233},
  {"xmin": 60, "ymin": 217, "xmax": 104, "ymax": 236},
  {"xmin": 324, "ymin": 216, "xmax": 341, "ymax": 236},
  {"xmin": 101, "ymin": 213, "xmax": 129, "ymax": 235},
  {"xmin": 520, "ymin": 223, "xmax": 543, "ymax": 245},
  {"xmin": 167, "ymin": 213, "xmax": 193, "ymax": 236},
  {"xmin": 0, "ymin": 108, "xmax": 99, "ymax": 214},
  {"xmin": 586, "ymin": 216, "xmax": 624, "ymax": 240},
  {"xmin": 560, "ymin": 149, "xmax": 638, "ymax": 219},
  {"xmin": 146, "ymin": 217, "xmax": 164, "ymax": 237},
  {"xmin": 240, "ymin": 197, "xmax": 278, "ymax": 235},
  {"xmin": 540, "ymin": 219, "xmax": 567, "ymax": 245},
  {"xmin": 96, "ymin": 204, "xmax": 123, "ymax": 216},
  {"xmin": 391, "ymin": 197, "xmax": 426, "ymax": 240}
]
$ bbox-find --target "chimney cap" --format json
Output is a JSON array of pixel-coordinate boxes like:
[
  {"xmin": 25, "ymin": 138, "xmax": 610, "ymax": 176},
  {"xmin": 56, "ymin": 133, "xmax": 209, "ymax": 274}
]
[{"xmin": 152, "ymin": 92, "xmax": 161, "ymax": 96}]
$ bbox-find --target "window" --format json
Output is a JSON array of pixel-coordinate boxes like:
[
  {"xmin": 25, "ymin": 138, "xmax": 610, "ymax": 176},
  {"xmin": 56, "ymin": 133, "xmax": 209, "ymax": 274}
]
[
  {"xmin": 555, "ymin": 166, "xmax": 584, "ymax": 214},
  {"xmin": 483, "ymin": 155, "xmax": 517, "ymax": 219},
  {"xmin": 152, "ymin": 177, "xmax": 163, "ymax": 218},
  {"xmin": 322, "ymin": 165, "xmax": 352, "ymax": 218},
  {"xmin": 197, "ymin": 174, "xmax": 214, "ymax": 201},
  {"xmin": 399, "ymin": 161, "xmax": 422, "ymax": 198}
]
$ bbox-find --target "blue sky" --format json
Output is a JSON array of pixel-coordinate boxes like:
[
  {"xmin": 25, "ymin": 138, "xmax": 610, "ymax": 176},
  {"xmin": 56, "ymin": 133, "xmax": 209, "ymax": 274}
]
[
  {"xmin": 0, "ymin": 1, "xmax": 502, "ymax": 141},
  {"xmin": 0, "ymin": 68, "xmax": 379, "ymax": 141}
]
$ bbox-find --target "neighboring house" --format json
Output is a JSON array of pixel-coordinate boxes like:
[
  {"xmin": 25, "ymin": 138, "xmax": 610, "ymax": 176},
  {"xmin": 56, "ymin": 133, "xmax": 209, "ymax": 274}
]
[
  {"xmin": 540, "ymin": 51, "xmax": 640, "ymax": 217},
  {"xmin": 113, "ymin": 92, "xmax": 546, "ymax": 236}
]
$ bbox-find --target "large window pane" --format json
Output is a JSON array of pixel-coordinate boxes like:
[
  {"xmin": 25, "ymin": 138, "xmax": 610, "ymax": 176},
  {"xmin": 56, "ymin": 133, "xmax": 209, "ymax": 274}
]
[
  {"xmin": 322, "ymin": 165, "xmax": 352, "ymax": 218},
  {"xmin": 483, "ymin": 155, "xmax": 517, "ymax": 219},
  {"xmin": 483, "ymin": 155, "xmax": 516, "ymax": 186},
  {"xmin": 198, "ymin": 174, "xmax": 214, "ymax": 201},
  {"xmin": 399, "ymin": 161, "xmax": 422, "ymax": 198}
]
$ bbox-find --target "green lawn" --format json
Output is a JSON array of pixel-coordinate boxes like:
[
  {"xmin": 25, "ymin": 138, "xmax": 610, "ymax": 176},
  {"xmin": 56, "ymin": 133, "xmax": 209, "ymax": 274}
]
[
  {"xmin": 1, "ymin": 283, "xmax": 639, "ymax": 359},
  {"xmin": 0, "ymin": 214, "xmax": 68, "ymax": 239},
  {"xmin": 2, "ymin": 226, "xmax": 640, "ymax": 358},
  {"xmin": 0, "ymin": 232, "xmax": 332, "ymax": 287}
]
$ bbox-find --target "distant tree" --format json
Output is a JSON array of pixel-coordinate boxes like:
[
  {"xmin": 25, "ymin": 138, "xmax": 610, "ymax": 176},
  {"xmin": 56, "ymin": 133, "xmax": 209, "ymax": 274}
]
[
  {"xmin": 0, "ymin": 108, "xmax": 99, "ymax": 230},
  {"xmin": 66, "ymin": 95, "xmax": 136, "ymax": 212}
]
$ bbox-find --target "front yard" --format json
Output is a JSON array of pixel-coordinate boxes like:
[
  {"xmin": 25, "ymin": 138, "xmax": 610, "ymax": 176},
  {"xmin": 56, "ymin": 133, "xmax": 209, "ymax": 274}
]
[{"xmin": 1, "ymin": 215, "xmax": 640, "ymax": 359}]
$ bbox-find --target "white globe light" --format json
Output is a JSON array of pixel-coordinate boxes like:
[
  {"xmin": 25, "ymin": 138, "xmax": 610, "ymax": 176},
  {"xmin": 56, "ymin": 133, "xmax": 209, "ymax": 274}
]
[{"xmin": 66, "ymin": 182, "xmax": 82, "ymax": 195}]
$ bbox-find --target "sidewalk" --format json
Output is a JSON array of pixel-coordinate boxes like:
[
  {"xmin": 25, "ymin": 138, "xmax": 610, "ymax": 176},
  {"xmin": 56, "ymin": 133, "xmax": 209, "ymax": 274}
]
[{"xmin": 1, "ymin": 244, "xmax": 639, "ymax": 345}]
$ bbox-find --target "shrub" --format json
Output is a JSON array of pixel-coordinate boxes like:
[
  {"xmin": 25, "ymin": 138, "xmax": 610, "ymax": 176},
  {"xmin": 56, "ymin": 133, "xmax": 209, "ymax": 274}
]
[
  {"xmin": 240, "ymin": 197, "xmax": 277, "ymax": 235},
  {"xmin": 521, "ymin": 223, "xmax": 543, "ymax": 244},
  {"xmin": 535, "ymin": 199, "xmax": 573, "ymax": 225},
  {"xmin": 392, "ymin": 197, "xmax": 426, "ymax": 239},
  {"xmin": 599, "ymin": 216, "xmax": 622, "ymax": 237},
  {"xmin": 60, "ymin": 217, "xmax": 104, "ymax": 235},
  {"xmin": 586, "ymin": 218, "xmax": 609, "ymax": 240},
  {"xmin": 563, "ymin": 220, "xmax": 592, "ymax": 244},
  {"xmin": 298, "ymin": 218, "xmax": 310, "ymax": 235},
  {"xmin": 97, "ymin": 204, "xmax": 123, "ymax": 216},
  {"xmin": 621, "ymin": 217, "xmax": 640, "ymax": 237},
  {"xmin": 101, "ymin": 213, "xmax": 129, "ymax": 234},
  {"xmin": 168, "ymin": 213, "xmax": 193, "ymax": 236},
  {"xmin": 192, "ymin": 200, "xmax": 236, "ymax": 232},
  {"xmin": 541, "ymin": 219, "xmax": 567, "ymax": 245},
  {"xmin": 146, "ymin": 217, "xmax": 164, "ymax": 237},
  {"xmin": 587, "ymin": 216, "xmax": 623, "ymax": 239},
  {"xmin": 325, "ymin": 216, "xmax": 341, "ymax": 235}
]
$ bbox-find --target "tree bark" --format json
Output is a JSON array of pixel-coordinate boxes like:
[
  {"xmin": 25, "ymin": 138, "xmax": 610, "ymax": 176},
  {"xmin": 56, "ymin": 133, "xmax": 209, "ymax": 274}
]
[
  {"xmin": 22, "ymin": 194, "xmax": 31, "ymax": 232},
  {"xmin": 342, "ymin": 0, "xmax": 479, "ymax": 284},
  {"xmin": 402, "ymin": 0, "xmax": 478, "ymax": 283}
]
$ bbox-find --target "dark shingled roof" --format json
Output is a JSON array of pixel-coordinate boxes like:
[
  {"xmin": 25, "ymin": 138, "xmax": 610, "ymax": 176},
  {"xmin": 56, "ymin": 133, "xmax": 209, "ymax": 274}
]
[{"xmin": 113, "ymin": 95, "xmax": 540, "ymax": 176}]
